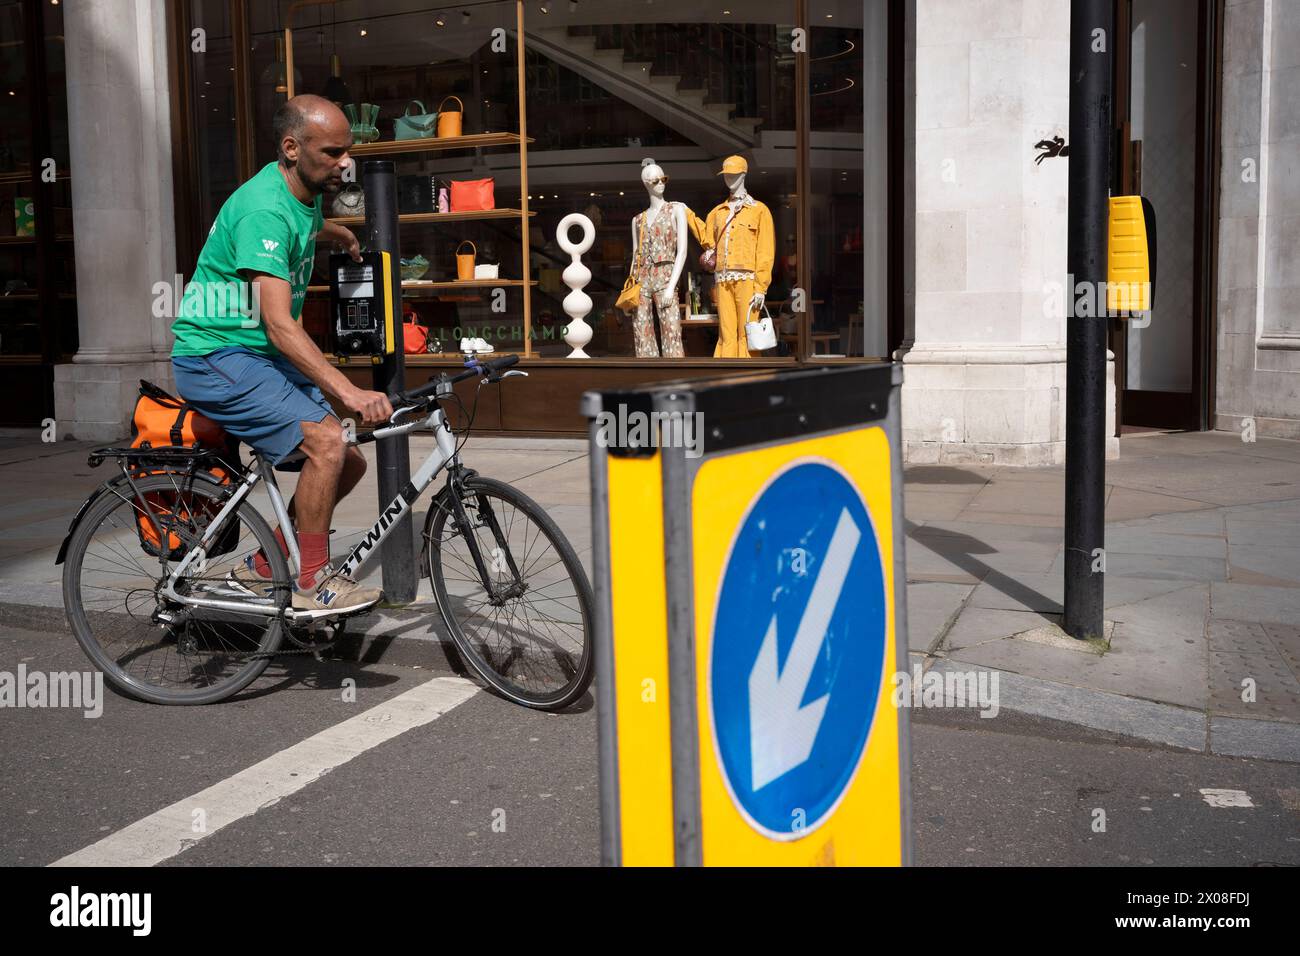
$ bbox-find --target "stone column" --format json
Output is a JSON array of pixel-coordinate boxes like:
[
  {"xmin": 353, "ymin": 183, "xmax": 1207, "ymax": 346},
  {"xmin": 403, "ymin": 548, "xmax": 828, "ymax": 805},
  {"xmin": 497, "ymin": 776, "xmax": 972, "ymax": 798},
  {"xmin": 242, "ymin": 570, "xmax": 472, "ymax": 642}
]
[
  {"xmin": 1216, "ymin": 0, "xmax": 1300, "ymax": 440},
  {"xmin": 899, "ymin": 0, "xmax": 1117, "ymax": 465},
  {"xmin": 54, "ymin": 0, "xmax": 176, "ymax": 442}
]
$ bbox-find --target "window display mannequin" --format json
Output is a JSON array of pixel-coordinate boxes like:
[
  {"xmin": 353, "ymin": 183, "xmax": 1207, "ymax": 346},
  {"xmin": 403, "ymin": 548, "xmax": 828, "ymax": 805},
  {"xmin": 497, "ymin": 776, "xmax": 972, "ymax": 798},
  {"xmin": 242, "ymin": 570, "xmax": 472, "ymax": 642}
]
[
  {"xmin": 701, "ymin": 155, "xmax": 775, "ymax": 358},
  {"xmin": 629, "ymin": 158, "xmax": 687, "ymax": 358}
]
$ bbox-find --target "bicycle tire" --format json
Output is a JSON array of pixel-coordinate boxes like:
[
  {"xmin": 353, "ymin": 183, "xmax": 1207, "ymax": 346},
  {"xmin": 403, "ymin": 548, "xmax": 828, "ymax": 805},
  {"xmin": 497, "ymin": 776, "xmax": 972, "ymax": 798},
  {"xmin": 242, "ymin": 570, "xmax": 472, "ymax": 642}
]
[
  {"xmin": 426, "ymin": 476, "xmax": 594, "ymax": 710},
  {"xmin": 62, "ymin": 472, "xmax": 291, "ymax": 705}
]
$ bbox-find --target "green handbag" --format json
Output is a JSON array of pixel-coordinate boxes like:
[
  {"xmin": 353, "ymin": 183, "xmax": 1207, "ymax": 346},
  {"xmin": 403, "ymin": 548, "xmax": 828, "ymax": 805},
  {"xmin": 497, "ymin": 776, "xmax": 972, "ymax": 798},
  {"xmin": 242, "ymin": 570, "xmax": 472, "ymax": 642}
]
[
  {"xmin": 343, "ymin": 102, "xmax": 379, "ymax": 143},
  {"xmin": 393, "ymin": 99, "xmax": 438, "ymax": 141}
]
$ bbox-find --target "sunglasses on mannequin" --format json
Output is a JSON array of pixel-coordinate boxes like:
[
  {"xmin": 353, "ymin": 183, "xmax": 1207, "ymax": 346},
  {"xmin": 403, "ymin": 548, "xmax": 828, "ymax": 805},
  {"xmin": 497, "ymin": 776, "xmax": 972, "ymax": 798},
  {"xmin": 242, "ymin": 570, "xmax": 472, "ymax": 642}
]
[{"xmin": 646, "ymin": 175, "xmax": 669, "ymax": 186}]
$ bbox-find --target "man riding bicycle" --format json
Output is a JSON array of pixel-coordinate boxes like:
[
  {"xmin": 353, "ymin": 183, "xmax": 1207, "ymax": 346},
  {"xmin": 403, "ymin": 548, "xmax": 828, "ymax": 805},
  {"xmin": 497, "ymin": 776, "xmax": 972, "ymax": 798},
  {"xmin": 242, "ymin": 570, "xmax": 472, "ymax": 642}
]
[{"xmin": 170, "ymin": 94, "xmax": 393, "ymax": 614}]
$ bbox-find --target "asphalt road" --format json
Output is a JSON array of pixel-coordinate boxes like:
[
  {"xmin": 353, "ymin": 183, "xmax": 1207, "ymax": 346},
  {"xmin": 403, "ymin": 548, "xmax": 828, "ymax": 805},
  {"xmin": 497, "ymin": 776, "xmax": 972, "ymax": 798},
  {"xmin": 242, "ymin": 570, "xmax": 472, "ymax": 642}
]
[{"xmin": 2, "ymin": 621, "xmax": 1297, "ymax": 867}]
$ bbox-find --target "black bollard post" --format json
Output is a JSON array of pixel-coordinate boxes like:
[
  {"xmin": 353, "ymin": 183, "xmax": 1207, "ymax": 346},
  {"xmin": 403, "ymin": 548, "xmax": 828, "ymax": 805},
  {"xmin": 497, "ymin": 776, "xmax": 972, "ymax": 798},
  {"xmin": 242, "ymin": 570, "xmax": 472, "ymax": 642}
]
[
  {"xmin": 1063, "ymin": 0, "xmax": 1112, "ymax": 640},
  {"xmin": 362, "ymin": 159, "xmax": 417, "ymax": 603}
]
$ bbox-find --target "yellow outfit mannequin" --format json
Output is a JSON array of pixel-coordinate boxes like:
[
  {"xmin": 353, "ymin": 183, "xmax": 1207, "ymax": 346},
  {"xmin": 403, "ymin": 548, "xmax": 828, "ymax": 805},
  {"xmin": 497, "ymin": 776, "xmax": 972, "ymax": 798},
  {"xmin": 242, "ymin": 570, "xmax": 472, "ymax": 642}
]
[{"xmin": 702, "ymin": 196, "xmax": 775, "ymax": 358}]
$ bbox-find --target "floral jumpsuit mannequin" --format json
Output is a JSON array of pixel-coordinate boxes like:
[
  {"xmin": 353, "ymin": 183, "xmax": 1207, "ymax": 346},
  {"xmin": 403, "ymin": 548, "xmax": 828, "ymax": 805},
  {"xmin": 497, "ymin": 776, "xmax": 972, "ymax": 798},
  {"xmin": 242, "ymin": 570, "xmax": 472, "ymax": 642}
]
[{"xmin": 631, "ymin": 159, "xmax": 686, "ymax": 358}]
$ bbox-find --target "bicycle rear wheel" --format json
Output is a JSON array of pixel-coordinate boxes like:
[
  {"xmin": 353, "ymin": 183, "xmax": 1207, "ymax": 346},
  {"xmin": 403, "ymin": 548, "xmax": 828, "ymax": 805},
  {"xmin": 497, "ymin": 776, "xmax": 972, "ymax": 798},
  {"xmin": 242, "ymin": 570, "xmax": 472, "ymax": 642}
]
[
  {"xmin": 61, "ymin": 472, "xmax": 292, "ymax": 705},
  {"xmin": 426, "ymin": 476, "xmax": 594, "ymax": 710}
]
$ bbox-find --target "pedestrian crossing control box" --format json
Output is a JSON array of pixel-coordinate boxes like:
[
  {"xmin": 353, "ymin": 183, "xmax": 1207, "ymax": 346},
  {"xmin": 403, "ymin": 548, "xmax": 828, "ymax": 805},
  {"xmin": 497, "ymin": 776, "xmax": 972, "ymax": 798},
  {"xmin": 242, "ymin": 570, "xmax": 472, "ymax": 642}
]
[{"xmin": 329, "ymin": 251, "xmax": 395, "ymax": 364}]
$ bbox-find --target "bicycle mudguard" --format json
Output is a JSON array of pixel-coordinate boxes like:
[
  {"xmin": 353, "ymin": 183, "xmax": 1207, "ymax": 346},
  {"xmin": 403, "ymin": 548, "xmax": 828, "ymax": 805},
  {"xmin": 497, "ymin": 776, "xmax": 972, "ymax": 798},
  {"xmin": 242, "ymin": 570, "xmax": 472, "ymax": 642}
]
[
  {"xmin": 55, "ymin": 478, "xmax": 129, "ymax": 566},
  {"xmin": 55, "ymin": 469, "xmax": 233, "ymax": 565}
]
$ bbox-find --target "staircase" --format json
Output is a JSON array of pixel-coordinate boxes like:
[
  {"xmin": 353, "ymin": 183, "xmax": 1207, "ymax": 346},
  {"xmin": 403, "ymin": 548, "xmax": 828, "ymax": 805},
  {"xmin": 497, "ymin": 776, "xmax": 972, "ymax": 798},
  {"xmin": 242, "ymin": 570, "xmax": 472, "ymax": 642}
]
[{"xmin": 527, "ymin": 27, "xmax": 765, "ymax": 156}]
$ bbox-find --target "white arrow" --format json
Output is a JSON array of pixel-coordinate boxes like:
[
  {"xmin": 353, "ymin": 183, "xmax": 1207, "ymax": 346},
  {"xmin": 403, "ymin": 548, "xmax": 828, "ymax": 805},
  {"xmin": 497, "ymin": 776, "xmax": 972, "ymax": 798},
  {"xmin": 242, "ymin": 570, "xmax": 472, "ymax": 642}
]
[{"xmin": 748, "ymin": 507, "xmax": 862, "ymax": 791}]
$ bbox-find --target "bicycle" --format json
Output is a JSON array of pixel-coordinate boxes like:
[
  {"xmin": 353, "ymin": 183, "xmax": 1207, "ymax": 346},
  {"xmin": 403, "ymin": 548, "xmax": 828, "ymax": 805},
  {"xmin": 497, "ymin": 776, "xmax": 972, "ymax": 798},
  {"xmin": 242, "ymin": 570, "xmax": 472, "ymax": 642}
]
[{"xmin": 56, "ymin": 354, "xmax": 595, "ymax": 711}]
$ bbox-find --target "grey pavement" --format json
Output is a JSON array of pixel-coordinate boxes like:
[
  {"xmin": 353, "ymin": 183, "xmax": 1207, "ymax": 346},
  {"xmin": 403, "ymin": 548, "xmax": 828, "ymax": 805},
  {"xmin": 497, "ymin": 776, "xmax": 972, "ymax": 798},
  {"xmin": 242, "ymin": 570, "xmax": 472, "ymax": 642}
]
[{"xmin": 1, "ymin": 428, "xmax": 1298, "ymax": 762}]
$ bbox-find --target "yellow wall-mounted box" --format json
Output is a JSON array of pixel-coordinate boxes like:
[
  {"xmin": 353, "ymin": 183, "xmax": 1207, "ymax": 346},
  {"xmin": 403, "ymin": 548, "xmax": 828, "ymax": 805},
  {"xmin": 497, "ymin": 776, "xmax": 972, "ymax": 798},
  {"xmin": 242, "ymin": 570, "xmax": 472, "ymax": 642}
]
[{"xmin": 1107, "ymin": 195, "xmax": 1151, "ymax": 314}]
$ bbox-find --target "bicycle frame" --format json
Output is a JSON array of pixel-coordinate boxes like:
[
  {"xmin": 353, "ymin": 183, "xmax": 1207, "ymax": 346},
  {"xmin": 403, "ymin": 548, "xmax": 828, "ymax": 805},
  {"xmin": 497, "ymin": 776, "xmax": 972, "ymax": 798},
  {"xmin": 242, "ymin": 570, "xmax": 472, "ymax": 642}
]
[{"xmin": 158, "ymin": 386, "xmax": 460, "ymax": 619}]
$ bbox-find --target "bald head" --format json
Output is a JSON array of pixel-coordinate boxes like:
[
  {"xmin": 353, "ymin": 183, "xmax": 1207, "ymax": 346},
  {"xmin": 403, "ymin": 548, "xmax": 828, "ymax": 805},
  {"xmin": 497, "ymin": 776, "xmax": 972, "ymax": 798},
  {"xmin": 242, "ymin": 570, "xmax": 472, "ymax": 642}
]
[
  {"xmin": 273, "ymin": 94, "xmax": 347, "ymax": 160},
  {"xmin": 273, "ymin": 94, "xmax": 352, "ymax": 198}
]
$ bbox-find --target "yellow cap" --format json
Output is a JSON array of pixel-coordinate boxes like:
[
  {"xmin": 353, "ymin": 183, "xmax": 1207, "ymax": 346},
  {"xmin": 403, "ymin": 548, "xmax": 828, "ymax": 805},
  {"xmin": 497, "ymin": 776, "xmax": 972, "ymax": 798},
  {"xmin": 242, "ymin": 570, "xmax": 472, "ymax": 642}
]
[{"xmin": 717, "ymin": 155, "xmax": 749, "ymax": 175}]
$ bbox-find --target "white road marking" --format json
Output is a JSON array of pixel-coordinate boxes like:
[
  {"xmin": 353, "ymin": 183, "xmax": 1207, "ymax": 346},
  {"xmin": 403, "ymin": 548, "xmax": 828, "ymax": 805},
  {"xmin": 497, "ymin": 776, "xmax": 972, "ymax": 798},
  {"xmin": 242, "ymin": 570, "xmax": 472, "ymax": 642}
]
[
  {"xmin": 1199, "ymin": 788, "xmax": 1254, "ymax": 808},
  {"xmin": 49, "ymin": 677, "xmax": 480, "ymax": 867}
]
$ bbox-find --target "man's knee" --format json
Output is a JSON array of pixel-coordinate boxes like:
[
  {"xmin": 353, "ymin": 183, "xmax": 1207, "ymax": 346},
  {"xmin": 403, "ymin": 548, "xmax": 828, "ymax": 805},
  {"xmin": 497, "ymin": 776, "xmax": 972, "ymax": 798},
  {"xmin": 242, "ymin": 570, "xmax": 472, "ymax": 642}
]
[
  {"xmin": 343, "ymin": 446, "xmax": 367, "ymax": 479},
  {"xmin": 300, "ymin": 418, "xmax": 346, "ymax": 471}
]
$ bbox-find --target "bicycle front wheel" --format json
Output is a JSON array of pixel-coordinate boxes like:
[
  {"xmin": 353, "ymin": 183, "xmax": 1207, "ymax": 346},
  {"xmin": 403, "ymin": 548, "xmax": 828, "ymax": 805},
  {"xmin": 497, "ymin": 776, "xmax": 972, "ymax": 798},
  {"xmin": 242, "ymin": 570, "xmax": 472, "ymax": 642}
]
[
  {"xmin": 61, "ymin": 472, "xmax": 292, "ymax": 705},
  {"xmin": 426, "ymin": 476, "xmax": 594, "ymax": 710}
]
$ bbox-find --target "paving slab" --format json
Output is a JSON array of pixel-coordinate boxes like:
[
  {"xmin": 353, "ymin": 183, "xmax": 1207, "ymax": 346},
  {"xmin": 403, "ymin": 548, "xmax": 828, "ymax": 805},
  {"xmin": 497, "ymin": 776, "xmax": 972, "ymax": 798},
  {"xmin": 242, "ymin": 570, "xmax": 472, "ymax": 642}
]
[
  {"xmin": 1046, "ymin": 550, "xmax": 1228, "ymax": 583},
  {"xmin": 1098, "ymin": 584, "xmax": 1211, "ymax": 709},
  {"xmin": 964, "ymin": 483, "xmax": 1065, "ymax": 517},
  {"xmin": 910, "ymin": 519, "xmax": 1064, "ymax": 546},
  {"xmin": 1101, "ymin": 486, "xmax": 1215, "ymax": 521},
  {"xmin": 905, "ymin": 581, "xmax": 973, "ymax": 653},
  {"xmin": 1224, "ymin": 515, "xmax": 1300, "ymax": 548},
  {"xmin": 944, "ymin": 509, "xmax": 1066, "ymax": 527},
  {"xmin": 1207, "ymin": 619, "xmax": 1300, "ymax": 722},
  {"xmin": 1109, "ymin": 509, "xmax": 1226, "ymax": 535},
  {"xmin": 1210, "ymin": 582, "xmax": 1300, "ymax": 625},
  {"xmin": 1265, "ymin": 621, "xmax": 1300, "ymax": 676},
  {"xmin": 1103, "ymin": 527, "xmax": 1227, "ymax": 559},
  {"xmin": 1228, "ymin": 545, "xmax": 1300, "ymax": 585},
  {"xmin": 902, "ymin": 490, "xmax": 975, "ymax": 521},
  {"xmin": 943, "ymin": 607, "xmax": 1057, "ymax": 651}
]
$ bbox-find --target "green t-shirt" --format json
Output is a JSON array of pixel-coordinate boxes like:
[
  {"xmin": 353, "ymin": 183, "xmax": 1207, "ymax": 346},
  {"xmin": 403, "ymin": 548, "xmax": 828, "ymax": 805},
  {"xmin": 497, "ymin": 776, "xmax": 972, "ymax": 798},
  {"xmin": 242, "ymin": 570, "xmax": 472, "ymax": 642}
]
[{"xmin": 171, "ymin": 162, "xmax": 323, "ymax": 356}]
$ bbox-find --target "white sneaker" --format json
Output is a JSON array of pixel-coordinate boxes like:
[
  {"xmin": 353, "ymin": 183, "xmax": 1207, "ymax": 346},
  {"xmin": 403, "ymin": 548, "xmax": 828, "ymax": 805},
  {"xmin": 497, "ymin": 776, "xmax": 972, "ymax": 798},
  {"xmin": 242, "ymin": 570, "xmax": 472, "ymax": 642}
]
[
  {"xmin": 292, "ymin": 565, "xmax": 382, "ymax": 615},
  {"xmin": 472, "ymin": 338, "xmax": 495, "ymax": 353}
]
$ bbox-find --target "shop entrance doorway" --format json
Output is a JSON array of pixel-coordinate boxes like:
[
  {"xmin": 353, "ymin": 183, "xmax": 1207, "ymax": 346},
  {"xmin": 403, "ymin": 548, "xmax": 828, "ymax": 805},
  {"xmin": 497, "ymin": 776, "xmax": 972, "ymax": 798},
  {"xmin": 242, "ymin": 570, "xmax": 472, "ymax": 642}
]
[{"xmin": 1110, "ymin": 0, "xmax": 1220, "ymax": 431}]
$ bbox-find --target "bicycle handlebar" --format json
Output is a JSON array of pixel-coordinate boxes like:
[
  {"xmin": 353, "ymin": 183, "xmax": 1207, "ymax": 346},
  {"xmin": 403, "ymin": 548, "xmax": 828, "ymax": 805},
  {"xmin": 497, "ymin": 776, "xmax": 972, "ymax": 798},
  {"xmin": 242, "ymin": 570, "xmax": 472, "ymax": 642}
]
[{"xmin": 389, "ymin": 354, "xmax": 520, "ymax": 407}]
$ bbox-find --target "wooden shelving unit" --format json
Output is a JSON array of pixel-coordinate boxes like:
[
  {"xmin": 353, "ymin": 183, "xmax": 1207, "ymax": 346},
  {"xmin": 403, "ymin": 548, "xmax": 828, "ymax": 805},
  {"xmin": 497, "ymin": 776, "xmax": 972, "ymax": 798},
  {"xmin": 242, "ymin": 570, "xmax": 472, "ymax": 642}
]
[
  {"xmin": 287, "ymin": 0, "xmax": 537, "ymax": 355},
  {"xmin": 0, "ymin": 170, "xmax": 70, "ymax": 185},
  {"xmin": 307, "ymin": 279, "xmax": 536, "ymax": 293},
  {"xmin": 345, "ymin": 132, "xmax": 530, "ymax": 157},
  {"xmin": 0, "ymin": 235, "xmax": 74, "ymax": 245},
  {"xmin": 328, "ymin": 209, "xmax": 534, "ymax": 227}
]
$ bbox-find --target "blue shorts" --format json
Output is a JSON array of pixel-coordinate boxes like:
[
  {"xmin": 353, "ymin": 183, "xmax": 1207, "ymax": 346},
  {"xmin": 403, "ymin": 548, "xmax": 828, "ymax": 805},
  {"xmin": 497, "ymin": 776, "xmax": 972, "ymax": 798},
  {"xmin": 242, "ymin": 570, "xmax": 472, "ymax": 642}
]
[{"xmin": 172, "ymin": 347, "xmax": 335, "ymax": 467}]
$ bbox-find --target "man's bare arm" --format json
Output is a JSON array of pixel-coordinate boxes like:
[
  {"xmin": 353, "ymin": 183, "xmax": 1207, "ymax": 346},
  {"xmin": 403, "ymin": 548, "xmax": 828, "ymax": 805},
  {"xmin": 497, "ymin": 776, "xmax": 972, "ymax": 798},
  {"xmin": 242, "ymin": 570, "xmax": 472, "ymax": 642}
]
[
  {"xmin": 251, "ymin": 273, "xmax": 391, "ymax": 424},
  {"xmin": 316, "ymin": 219, "xmax": 361, "ymax": 260}
]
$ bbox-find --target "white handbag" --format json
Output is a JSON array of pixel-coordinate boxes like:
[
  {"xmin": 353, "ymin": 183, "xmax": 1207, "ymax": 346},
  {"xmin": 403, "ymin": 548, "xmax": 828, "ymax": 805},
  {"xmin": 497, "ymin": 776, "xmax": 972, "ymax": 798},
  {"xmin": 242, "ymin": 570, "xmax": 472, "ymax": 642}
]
[
  {"xmin": 473, "ymin": 263, "xmax": 499, "ymax": 279},
  {"xmin": 745, "ymin": 303, "xmax": 778, "ymax": 351}
]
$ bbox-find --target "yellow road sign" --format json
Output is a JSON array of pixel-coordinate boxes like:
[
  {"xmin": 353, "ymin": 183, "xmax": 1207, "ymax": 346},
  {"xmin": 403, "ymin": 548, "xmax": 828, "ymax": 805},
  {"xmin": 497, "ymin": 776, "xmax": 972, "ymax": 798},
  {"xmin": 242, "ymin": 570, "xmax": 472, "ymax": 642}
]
[
  {"xmin": 691, "ymin": 427, "xmax": 902, "ymax": 865},
  {"xmin": 585, "ymin": 364, "xmax": 911, "ymax": 867}
]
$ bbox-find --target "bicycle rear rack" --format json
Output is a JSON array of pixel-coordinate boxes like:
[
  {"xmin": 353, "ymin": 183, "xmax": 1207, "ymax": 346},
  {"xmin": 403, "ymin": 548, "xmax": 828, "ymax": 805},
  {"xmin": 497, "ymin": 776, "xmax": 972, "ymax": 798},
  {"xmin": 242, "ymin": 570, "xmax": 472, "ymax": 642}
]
[{"xmin": 87, "ymin": 444, "xmax": 239, "ymax": 473}]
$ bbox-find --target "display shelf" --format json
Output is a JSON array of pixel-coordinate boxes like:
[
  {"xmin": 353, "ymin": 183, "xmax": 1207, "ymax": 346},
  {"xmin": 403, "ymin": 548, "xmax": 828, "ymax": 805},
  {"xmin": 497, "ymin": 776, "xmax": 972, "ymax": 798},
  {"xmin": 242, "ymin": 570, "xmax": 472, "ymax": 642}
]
[
  {"xmin": 288, "ymin": 0, "xmax": 535, "ymax": 353},
  {"xmin": 0, "ymin": 235, "xmax": 74, "ymax": 245},
  {"xmin": 0, "ymin": 171, "xmax": 71, "ymax": 185},
  {"xmin": 306, "ymin": 279, "xmax": 536, "ymax": 294},
  {"xmin": 328, "ymin": 209, "xmax": 535, "ymax": 227},
  {"xmin": 346, "ymin": 132, "xmax": 531, "ymax": 157}
]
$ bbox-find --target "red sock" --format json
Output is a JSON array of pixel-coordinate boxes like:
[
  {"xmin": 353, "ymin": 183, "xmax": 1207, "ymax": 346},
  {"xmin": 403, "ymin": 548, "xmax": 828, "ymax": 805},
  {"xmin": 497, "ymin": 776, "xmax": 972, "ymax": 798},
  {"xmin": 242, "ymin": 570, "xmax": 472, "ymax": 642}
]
[
  {"xmin": 253, "ymin": 527, "xmax": 290, "ymax": 578},
  {"xmin": 298, "ymin": 531, "xmax": 330, "ymax": 590}
]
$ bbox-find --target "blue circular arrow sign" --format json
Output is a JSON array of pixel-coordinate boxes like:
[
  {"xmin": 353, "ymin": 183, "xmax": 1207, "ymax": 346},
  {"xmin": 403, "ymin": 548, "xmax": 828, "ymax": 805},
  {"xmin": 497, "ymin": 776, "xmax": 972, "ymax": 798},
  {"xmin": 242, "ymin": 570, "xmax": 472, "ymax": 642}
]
[{"xmin": 709, "ymin": 460, "xmax": 887, "ymax": 837}]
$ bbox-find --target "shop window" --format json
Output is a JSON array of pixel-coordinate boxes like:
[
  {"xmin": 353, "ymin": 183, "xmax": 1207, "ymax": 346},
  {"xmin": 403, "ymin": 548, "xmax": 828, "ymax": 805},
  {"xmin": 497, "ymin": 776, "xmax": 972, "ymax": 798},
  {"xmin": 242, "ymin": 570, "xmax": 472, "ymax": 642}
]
[
  {"xmin": 174, "ymin": 0, "xmax": 241, "ymax": 278},
  {"xmin": 807, "ymin": 0, "xmax": 886, "ymax": 360},
  {"xmin": 171, "ymin": 1, "xmax": 892, "ymax": 365},
  {"xmin": 522, "ymin": 2, "xmax": 799, "ymax": 359}
]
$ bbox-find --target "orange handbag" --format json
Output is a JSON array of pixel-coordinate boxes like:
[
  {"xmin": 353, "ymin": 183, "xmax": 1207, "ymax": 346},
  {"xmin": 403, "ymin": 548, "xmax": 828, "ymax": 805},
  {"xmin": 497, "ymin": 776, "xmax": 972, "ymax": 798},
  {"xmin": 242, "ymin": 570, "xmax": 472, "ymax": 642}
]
[
  {"xmin": 436, "ymin": 95, "xmax": 463, "ymax": 138},
  {"xmin": 402, "ymin": 308, "xmax": 429, "ymax": 354},
  {"xmin": 449, "ymin": 178, "xmax": 495, "ymax": 212},
  {"xmin": 455, "ymin": 240, "xmax": 476, "ymax": 281}
]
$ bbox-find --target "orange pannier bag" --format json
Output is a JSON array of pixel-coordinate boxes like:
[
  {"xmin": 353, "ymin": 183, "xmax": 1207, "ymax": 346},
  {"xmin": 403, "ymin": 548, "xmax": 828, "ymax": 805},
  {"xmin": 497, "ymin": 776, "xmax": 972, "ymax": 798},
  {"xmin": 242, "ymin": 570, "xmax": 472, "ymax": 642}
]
[{"xmin": 130, "ymin": 380, "xmax": 241, "ymax": 559}]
